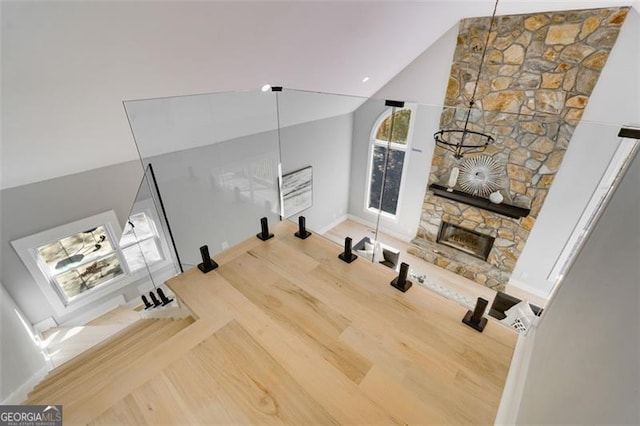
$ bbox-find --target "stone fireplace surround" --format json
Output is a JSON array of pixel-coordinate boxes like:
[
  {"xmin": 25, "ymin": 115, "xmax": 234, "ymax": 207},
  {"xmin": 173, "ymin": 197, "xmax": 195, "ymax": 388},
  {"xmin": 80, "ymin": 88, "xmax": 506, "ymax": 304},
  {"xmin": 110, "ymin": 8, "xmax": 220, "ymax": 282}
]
[
  {"xmin": 409, "ymin": 7, "xmax": 628, "ymax": 291},
  {"xmin": 437, "ymin": 221, "xmax": 495, "ymax": 261}
]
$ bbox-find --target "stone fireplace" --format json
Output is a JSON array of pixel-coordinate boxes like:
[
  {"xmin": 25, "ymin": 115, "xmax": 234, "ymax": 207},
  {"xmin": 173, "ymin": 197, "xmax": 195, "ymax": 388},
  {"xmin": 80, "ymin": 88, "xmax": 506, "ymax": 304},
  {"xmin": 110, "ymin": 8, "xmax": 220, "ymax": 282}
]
[
  {"xmin": 437, "ymin": 222, "xmax": 495, "ymax": 261},
  {"xmin": 409, "ymin": 7, "xmax": 628, "ymax": 291}
]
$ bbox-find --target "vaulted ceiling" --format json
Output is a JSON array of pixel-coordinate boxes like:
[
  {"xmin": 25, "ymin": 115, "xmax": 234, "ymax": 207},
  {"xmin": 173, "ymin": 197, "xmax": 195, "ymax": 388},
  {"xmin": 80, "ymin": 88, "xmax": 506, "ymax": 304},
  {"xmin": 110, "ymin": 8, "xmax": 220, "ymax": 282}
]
[{"xmin": 1, "ymin": 0, "xmax": 636, "ymax": 189}]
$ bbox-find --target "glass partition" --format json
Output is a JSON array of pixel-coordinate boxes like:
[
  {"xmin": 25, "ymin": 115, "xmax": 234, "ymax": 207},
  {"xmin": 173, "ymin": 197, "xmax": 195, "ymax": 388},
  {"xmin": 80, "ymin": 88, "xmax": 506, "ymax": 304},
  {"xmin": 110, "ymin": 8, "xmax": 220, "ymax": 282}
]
[
  {"xmin": 122, "ymin": 86, "xmax": 637, "ymax": 333},
  {"xmin": 275, "ymin": 89, "xmax": 377, "ymax": 254},
  {"xmin": 124, "ymin": 90, "xmax": 281, "ymax": 267},
  {"xmin": 121, "ymin": 165, "xmax": 182, "ymax": 295}
]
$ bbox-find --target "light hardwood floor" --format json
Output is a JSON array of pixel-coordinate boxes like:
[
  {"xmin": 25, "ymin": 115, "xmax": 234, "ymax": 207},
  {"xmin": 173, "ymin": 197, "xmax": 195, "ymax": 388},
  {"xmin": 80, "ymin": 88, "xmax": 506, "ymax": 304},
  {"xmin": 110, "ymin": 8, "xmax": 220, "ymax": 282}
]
[
  {"xmin": 25, "ymin": 317, "xmax": 195, "ymax": 416},
  {"xmin": 324, "ymin": 218, "xmax": 547, "ymax": 308},
  {"xmin": 76, "ymin": 221, "xmax": 517, "ymax": 425},
  {"xmin": 41, "ymin": 306, "xmax": 141, "ymax": 368}
]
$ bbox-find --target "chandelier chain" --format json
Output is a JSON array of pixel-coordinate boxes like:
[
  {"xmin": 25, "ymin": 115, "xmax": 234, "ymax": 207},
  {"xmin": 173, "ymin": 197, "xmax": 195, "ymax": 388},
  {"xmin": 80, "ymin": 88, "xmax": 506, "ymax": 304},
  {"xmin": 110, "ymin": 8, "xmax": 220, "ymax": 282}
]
[
  {"xmin": 469, "ymin": 0, "xmax": 500, "ymax": 107},
  {"xmin": 434, "ymin": 0, "xmax": 500, "ymax": 160}
]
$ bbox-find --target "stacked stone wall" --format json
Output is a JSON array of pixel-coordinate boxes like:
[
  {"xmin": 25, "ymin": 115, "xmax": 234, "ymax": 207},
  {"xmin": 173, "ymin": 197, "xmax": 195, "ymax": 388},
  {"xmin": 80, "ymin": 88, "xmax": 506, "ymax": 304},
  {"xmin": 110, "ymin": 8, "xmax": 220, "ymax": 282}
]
[{"xmin": 411, "ymin": 7, "xmax": 628, "ymax": 291}]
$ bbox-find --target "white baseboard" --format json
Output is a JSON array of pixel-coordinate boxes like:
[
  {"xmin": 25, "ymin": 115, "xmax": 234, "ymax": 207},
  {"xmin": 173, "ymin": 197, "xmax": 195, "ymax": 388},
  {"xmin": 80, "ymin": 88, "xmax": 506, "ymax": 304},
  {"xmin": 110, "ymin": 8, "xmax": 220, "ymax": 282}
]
[
  {"xmin": 34, "ymin": 317, "xmax": 58, "ymax": 335},
  {"xmin": 380, "ymin": 228, "xmax": 413, "ymax": 244},
  {"xmin": 128, "ymin": 284, "xmax": 181, "ymax": 311},
  {"xmin": 137, "ymin": 281, "xmax": 156, "ymax": 296},
  {"xmin": 125, "ymin": 297, "xmax": 144, "ymax": 310},
  {"xmin": 508, "ymin": 278, "xmax": 550, "ymax": 300},
  {"xmin": 60, "ymin": 294, "xmax": 126, "ymax": 327},
  {"xmin": 316, "ymin": 214, "xmax": 348, "ymax": 235},
  {"xmin": 1, "ymin": 365, "xmax": 49, "ymax": 405},
  {"xmin": 495, "ymin": 327, "xmax": 537, "ymax": 424},
  {"xmin": 345, "ymin": 213, "xmax": 375, "ymax": 229},
  {"xmin": 346, "ymin": 214, "xmax": 413, "ymax": 243},
  {"xmin": 139, "ymin": 304, "xmax": 191, "ymax": 320}
]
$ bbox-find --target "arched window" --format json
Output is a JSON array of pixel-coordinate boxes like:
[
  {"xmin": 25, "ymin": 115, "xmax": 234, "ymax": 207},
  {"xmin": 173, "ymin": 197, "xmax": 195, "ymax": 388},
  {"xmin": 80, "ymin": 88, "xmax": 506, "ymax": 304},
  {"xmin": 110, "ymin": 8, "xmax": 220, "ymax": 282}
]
[{"xmin": 366, "ymin": 107, "xmax": 413, "ymax": 217}]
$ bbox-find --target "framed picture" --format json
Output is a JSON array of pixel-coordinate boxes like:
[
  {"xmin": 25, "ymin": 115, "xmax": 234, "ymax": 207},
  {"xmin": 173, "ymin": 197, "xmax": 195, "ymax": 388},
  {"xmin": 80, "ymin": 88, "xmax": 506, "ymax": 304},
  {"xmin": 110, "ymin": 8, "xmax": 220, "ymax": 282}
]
[{"xmin": 280, "ymin": 166, "xmax": 313, "ymax": 219}]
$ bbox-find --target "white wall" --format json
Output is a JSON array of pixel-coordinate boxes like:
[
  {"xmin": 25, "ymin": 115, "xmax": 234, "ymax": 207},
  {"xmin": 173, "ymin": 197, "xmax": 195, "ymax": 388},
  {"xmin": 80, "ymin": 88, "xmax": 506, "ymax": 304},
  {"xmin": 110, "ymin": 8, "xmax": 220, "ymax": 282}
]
[
  {"xmin": 124, "ymin": 90, "xmax": 364, "ymax": 158},
  {"xmin": 348, "ymin": 101, "xmax": 438, "ymax": 240},
  {"xmin": 5, "ymin": 1, "xmax": 631, "ymax": 190},
  {"xmin": 142, "ymin": 111, "xmax": 353, "ymax": 265},
  {"xmin": 0, "ymin": 161, "xmax": 143, "ymax": 324},
  {"xmin": 511, "ymin": 8, "xmax": 640, "ymax": 298},
  {"xmin": 2, "ymin": 1, "xmax": 491, "ymax": 190},
  {"xmin": 516, "ymin": 146, "xmax": 640, "ymax": 424},
  {"xmin": 145, "ymin": 132, "xmax": 282, "ymax": 267},
  {"xmin": 374, "ymin": 24, "xmax": 458, "ymax": 107},
  {"xmin": 280, "ymin": 114, "xmax": 354, "ymax": 233},
  {"xmin": 0, "ymin": 282, "xmax": 48, "ymax": 402},
  {"xmin": 364, "ymin": 8, "xmax": 639, "ymax": 300},
  {"xmin": 347, "ymin": 25, "xmax": 457, "ymax": 240}
]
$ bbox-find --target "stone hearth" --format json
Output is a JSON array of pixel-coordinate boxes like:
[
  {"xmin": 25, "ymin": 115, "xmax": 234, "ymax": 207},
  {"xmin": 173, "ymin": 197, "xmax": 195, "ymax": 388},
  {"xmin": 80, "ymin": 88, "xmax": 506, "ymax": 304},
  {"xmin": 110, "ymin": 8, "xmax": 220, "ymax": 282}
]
[{"xmin": 410, "ymin": 7, "xmax": 628, "ymax": 291}]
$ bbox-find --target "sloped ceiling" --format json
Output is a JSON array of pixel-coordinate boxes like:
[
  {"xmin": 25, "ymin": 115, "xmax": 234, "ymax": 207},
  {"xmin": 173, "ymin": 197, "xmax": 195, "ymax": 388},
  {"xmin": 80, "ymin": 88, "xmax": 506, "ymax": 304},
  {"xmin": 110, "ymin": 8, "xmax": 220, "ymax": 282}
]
[
  {"xmin": 125, "ymin": 89, "xmax": 368, "ymax": 159},
  {"xmin": 1, "ymin": 0, "xmax": 635, "ymax": 189}
]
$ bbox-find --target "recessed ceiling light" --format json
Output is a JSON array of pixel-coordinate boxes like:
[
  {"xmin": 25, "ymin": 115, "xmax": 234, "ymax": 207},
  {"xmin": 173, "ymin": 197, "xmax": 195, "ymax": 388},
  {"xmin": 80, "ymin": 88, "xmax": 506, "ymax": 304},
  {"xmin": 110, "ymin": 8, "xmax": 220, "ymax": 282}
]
[
  {"xmin": 362, "ymin": 77, "xmax": 370, "ymax": 83},
  {"xmin": 261, "ymin": 84, "xmax": 271, "ymax": 92}
]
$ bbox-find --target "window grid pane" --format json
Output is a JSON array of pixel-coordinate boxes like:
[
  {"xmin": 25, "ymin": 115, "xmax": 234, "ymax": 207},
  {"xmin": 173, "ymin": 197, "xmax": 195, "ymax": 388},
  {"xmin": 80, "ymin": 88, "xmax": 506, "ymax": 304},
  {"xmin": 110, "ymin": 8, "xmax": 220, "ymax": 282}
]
[
  {"xmin": 54, "ymin": 253, "xmax": 124, "ymax": 301},
  {"xmin": 119, "ymin": 212, "xmax": 165, "ymax": 272},
  {"xmin": 375, "ymin": 109, "xmax": 411, "ymax": 144},
  {"xmin": 37, "ymin": 226, "xmax": 115, "ymax": 274},
  {"xmin": 122, "ymin": 239, "xmax": 162, "ymax": 272},
  {"xmin": 368, "ymin": 146, "xmax": 405, "ymax": 215},
  {"xmin": 119, "ymin": 213, "xmax": 155, "ymax": 247}
]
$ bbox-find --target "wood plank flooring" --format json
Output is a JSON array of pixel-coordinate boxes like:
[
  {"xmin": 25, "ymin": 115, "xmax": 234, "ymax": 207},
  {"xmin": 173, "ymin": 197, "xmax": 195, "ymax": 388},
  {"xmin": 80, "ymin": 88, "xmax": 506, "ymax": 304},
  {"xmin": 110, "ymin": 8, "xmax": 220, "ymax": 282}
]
[
  {"xmin": 324, "ymin": 218, "xmax": 548, "ymax": 308},
  {"xmin": 25, "ymin": 317, "xmax": 196, "ymax": 421},
  {"xmin": 41, "ymin": 306, "xmax": 141, "ymax": 368},
  {"xmin": 86, "ymin": 221, "xmax": 516, "ymax": 425}
]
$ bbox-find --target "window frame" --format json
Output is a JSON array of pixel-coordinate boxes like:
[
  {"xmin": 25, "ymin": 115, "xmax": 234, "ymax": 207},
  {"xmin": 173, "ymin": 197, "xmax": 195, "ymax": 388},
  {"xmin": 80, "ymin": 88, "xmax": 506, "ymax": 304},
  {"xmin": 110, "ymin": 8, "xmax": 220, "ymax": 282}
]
[
  {"xmin": 123, "ymin": 198, "xmax": 177, "ymax": 284},
  {"xmin": 11, "ymin": 208, "xmax": 173, "ymax": 317},
  {"xmin": 119, "ymin": 211, "xmax": 165, "ymax": 275},
  {"xmin": 364, "ymin": 105, "xmax": 416, "ymax": 220},
  {"xmin": 42, "ymin": 223, "xmax": 126, "ymax": 305}
]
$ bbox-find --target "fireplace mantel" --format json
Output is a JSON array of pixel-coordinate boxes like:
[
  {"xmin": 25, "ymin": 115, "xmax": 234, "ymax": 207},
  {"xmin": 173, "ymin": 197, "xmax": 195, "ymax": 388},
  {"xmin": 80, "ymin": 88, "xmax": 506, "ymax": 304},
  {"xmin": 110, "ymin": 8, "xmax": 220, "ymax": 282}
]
[{"xmin": 429, "ymin": 184, "xmax": 531, "ymax": 219}]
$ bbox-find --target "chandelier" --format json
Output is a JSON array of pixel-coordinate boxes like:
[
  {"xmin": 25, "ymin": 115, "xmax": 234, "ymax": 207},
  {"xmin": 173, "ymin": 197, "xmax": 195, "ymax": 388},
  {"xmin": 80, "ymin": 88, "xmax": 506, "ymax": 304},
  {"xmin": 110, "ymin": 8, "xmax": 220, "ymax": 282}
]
[{"xmin": 434, "ymin": 0, "xmax": 500, "ymax": 159}]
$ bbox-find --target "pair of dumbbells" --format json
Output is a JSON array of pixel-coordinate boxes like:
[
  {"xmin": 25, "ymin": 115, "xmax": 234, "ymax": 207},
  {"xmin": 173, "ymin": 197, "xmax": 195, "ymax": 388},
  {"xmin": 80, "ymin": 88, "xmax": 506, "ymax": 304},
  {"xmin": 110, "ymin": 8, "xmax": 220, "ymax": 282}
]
[{"xmin": 141, "ymin": 288, "xmax": 174, "ymax": 309}]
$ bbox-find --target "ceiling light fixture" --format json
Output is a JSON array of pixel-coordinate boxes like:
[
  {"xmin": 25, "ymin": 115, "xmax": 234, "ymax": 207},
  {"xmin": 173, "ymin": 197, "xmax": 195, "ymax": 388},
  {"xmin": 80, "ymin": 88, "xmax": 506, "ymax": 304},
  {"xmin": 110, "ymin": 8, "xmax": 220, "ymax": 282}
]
[
  {"xmin": 433, "ymin": 0, "xmax": 499, "ymax": 159},
  {"xmin": 362, "ymin": 77, "xmax": 370, "ymax": 83},
  {"xmin": 261, "ymin": 84, "xmax": 271, "ymax": 92}
]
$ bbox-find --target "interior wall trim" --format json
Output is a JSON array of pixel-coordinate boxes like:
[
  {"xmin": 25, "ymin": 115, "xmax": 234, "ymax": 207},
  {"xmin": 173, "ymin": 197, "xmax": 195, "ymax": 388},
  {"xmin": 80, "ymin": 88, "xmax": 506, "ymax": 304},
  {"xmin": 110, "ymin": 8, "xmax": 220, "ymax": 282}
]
[
  {"xmin": 346, "ymin": 214, "xmax": 413, "ymax": 243},
  {"xmin": 33, "ymin": 317, "xmax": 58, "ymax": 336},
  {"xmin": 618, "ymin": 127, "xmax": 640, "ymax": 139},
  {"xmin": 316, "ymin": 214, "xmax": 349, "ymax": 236},
  {"xmin": 495, "ymin": 328, "xmax": 538, "ymax": 424},
  {"xmin": 507, "ymin": 277, "xmax": 550, "ymax": 300},
  {"xmin": 1, "ymin": 365, "xmax": 49, "ymax": 405}
]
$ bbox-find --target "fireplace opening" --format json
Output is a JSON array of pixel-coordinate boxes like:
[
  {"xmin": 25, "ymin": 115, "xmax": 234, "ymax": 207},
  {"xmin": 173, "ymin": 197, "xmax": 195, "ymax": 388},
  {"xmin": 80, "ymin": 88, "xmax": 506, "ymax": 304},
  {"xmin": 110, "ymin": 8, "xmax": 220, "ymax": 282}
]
[{"xmin": 436, "ymin": 222, "xmax": 495, "ymax": 261}]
